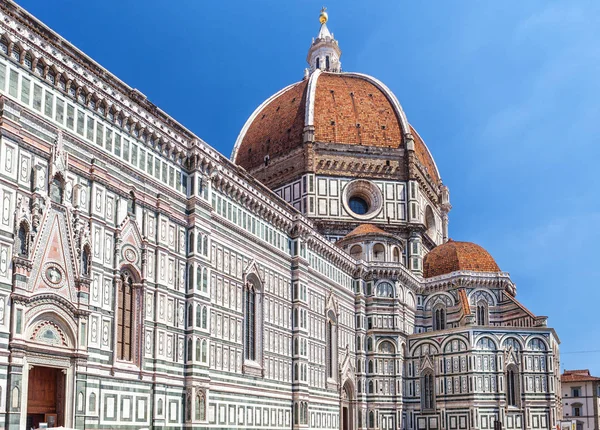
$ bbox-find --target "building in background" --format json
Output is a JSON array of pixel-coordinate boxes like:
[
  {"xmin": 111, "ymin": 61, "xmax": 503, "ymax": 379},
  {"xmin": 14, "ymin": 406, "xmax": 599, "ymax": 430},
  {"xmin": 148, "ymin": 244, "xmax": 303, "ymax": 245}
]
[
  {"xmin": 560, "ymin": 370, "xmax": 600, "ymax": 430},
  {"xmin": 0, "ymin": 2, "xmax": 561, "ymax": 429}
]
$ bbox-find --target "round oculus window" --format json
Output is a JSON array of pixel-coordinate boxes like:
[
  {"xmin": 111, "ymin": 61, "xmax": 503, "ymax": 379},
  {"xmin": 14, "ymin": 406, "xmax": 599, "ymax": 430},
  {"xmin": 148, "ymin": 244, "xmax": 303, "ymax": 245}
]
[
  {"xmin": 342, "ymin": 179, "xmax": 383, "ymax": 220},
  {"xmin": 349, "ymin": 196, "xmax": 369, "ymax": 215}
]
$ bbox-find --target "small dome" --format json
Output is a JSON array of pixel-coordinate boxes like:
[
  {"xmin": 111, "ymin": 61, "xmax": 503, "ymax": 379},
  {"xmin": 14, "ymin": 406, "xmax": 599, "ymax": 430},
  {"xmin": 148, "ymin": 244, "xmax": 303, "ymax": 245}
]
[
  {"xmin": 344, "ymin": 224, "xmax": 388, "ymax": 239},
  {"xmin": 423, "ymin": 239, "xmax": 500, "ymax": 278}
]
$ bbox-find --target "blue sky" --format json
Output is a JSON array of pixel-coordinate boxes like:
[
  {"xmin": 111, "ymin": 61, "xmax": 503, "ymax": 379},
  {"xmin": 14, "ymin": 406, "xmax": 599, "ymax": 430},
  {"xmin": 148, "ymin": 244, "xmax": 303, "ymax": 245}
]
[{"xmin": 18, "ymin": 0, "xmax": 600, "ymax": 374}]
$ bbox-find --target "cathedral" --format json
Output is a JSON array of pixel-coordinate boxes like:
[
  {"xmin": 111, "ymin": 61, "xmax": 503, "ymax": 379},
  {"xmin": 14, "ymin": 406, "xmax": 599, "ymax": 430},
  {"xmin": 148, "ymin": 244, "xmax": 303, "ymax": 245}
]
[{"xmin": 0, "ymin": 2, "xmax": 561, "ymax": 429}]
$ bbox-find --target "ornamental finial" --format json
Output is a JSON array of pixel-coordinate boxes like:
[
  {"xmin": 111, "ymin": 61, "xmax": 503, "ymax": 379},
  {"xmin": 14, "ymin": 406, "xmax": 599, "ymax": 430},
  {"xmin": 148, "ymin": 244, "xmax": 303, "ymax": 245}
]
[{"xmin": 319, "ymin": 7, "xmax": 328, "ymax": 25}]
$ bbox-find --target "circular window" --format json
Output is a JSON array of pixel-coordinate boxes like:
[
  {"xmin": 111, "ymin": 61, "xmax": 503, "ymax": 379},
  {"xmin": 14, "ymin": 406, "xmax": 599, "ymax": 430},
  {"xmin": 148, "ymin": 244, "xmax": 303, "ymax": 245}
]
[
  {"xmin": 349, "ymin": 197, "xmax": 368, "ymax": 215},
  {"xmin": 342, "ymin": 179, "xmax": 383, "ymax": 220}
]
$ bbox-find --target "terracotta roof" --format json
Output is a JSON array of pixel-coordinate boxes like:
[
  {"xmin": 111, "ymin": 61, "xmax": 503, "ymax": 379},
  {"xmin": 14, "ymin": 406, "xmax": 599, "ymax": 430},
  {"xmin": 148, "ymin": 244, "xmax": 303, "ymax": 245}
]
[
  {"xmin": 561, "ymin": 369, "xmax": 600, "ymax": 383},
  {"xmin": 458, "ymin": 289, "xmax": 470, "ymax": 316},
  {"xmin": 313, "ymin": 73, "xmax": 402, "ymax": 147},
  {"xmin": 423, "ymin": 239, "xmax": 501, "ymax": 278},
  {"xmin": 236, "ymin": 80, "xmax": 308, "ymax": 172},
  {"xmin": 412, "ymin": 126, "xmax": 440, "ymax": 183},
  {"xmin": 233, "ymin": 72, "xmax": 441, "ymax": 185},
  {"xmin": 344, "ymin": 224, "xmax": 387, "ymax": 238}
]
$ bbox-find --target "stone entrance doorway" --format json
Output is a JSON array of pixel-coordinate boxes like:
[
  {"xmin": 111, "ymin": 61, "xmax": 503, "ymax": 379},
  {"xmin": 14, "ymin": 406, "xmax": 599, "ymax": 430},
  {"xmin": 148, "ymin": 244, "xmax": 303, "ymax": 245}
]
[
  {"xmin": 26, "ymin": 366, "xmax": 65, "ymax": 429},
  {"xmin": 340, "ymin": 380, "xmax": 355, "ymax": 430}
]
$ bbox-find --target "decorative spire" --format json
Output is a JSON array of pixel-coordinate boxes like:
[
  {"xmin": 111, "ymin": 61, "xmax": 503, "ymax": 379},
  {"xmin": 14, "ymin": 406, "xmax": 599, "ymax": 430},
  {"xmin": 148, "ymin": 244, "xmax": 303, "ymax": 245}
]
[{"xmin": 307, "ymin": 7, "xmax": 341, "ymax": 73}]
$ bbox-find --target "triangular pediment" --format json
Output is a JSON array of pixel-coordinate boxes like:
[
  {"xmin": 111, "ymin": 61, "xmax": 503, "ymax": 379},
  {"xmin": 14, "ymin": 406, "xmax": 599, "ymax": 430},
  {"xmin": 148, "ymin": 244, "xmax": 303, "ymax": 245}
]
[
  {"xmin": 420, "ymin": 353, "xmax": 434, "ymax": 372},
  {"xmin": 243, "ymin": 259, "xmax": 263, "ymax": 283},
  {"xmin": 29, "ymin": 208, "xmax": 78, "ymax": 302},
  {"xmin": 119, "ymin": 216, "xmax": 143, "ymax": 268}
]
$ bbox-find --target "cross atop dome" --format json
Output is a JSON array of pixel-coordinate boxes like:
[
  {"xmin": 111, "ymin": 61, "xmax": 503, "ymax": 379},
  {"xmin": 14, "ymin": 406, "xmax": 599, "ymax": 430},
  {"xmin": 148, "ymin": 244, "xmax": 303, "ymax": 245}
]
[{"xmin": 307, "ymin": 7, "xmax": 342, "ymax": 73}]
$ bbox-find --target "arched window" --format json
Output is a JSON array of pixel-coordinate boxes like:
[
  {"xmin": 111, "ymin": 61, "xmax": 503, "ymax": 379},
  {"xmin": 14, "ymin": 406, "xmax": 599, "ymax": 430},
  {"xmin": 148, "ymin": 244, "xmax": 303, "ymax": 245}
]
[
  {"xmin": 117, "ymin": 271, "xmax": 135, "ymax": 361},
  {"xmin": 89, "ymin": 392, "xmax": 96, "ymax": 412},
  {"xmin": 195, "ymin": 391, "xmax": 206, "ymax": 421},
  {"xmin": 157, "ymin": 398, "xmax": 163, "ymax": 416},
  {"xmin": 189, "ymin": 232, "xmax": 195, "ymax": 255},
  {"xmin": 196, "ymin": 267, "xmax": 201, "ymax": 291},
  {"xmin": 187, "ymin": 304, "xmax": 193, "ymax": 328},
  {"xmin": 202, "ymin": 306, "xmax": 207, "ymax": 329},
  {"xmin": 421, "ymin": 369, "xmax": 435, "ymax": 410},
  {"xmin": 368, "ymin": 360, "xmax": 373, "ymax": 374},
  {"xmin": 202, "ymin": 268, "xmax": 208, "ymax": 292},
  {"xmin": 433, "ymin": 304, "xmax": 446, "ymax": 331},
  {"xmin": 425, "ymin": 206, "xmax": 436, "ymax": 239},
  {"xmin": 369, "ymin": 411, "xmax": 375, "ymax": 428},
  {"xmin": 245, "ymin": 282, "xmax": 256, "ymax": 361},
  {"xmin": 350, "ymin": 244, "xmax": 363, "ymax": 260},
  {"xmin": 81, "ymin": 245, "xmax": 91, "ymax": 276},
  {"xmin": 201, "ymin": 339, "xmax": 207, "ymax": 362},
  {"xmin": 202, "ymin": 236, "xmax": 208, "ymax": 255},
  {"xmin": 325, "ymin": 55, "xmax": 330, "ymax": 70},
  {"xmin": 506, "ymin": 365, "xmax": 519, "ymax": 406},
  {"xmin": 326, "ymin": 310, "xmax": 337, "ymax": 381},
  {"xmin": 393, "ymin": 247, "xmax": 400, "ymax": 262},
  {"xmin": 127, "ymin": 191, "xmax": 136, "ymax": 215},
  {"xmin": 196, "ymin": 233, "xmax": 202, "ymax": 254},
  {"xmin": 50, "ymin": 175, "xmax": 64, "ymax": 204},
  {"xmin": 376, "ymin": 282, "xmax": 394, "ymax": 298},
  {"xmin": 16, "ymin": 222, "xmax": 28, "ymax": 257},
  {"xmin": 476, "ymin": 301, "xmax": 488, "ymax": 326},
  {"xmin": 187, "ymin": 338, "xmax": 193, "ymax": 361},
  {"xmin": 316, "ymin": 57, "xmax": 320, "ymax": 69},
  {"xmin": 327, "ymin": 320, "xmax": 334, "ymax": 378},
  {"xmin": 195, "ymin": 339, "xmax": 201, "ymax": 361},
  {"xmin": 294, "ymin": 402, "xmax": 299, "ymax": 424},
  {"xmin": 367, "ymin": 337, "xmax": 373, "ymax": 351},
  {"xmin": 372, "ymin": 243, "xmax": 385, "ymax": 261},
  {"xmin": 187, "ymin": 266, "xmax": 193, "ymax": 292},
  {"xmin": 195, "ymin": 306, "xmax": 201, "ymax": 328}
]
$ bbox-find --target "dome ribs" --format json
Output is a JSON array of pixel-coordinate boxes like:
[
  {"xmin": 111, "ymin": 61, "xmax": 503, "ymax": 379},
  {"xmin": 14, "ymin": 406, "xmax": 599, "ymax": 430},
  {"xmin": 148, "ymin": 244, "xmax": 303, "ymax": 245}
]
[{"xmin": 314, "ymin": 74, "xmax": 401, "ymax": 147}]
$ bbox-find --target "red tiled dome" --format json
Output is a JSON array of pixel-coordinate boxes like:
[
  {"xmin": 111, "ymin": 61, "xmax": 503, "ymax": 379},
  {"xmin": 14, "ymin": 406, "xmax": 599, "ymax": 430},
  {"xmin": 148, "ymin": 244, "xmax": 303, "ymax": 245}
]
[
  {"xmin": 423, "ymin": 239, "xmax": 501, "ymax": 278},
  {"xmin": 232, "ymin": 71, "xmax": 440, "ymax": 185}
]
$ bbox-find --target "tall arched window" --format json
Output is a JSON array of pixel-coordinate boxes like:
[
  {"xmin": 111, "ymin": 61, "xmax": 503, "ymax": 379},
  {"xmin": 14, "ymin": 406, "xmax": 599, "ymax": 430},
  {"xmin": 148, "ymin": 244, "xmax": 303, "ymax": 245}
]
[
  {"xmin": 506, "ymin": 365, "xmax": 519, "ymax": 406},
  {"xmin": 195, "ymin": 306, "xmax": 201, "ymax": 328},
  {"xmin": 326, "ymin": 310, "xmax": 337, "ymax": 381},
  {"xmin": 201, "ymin": 339, "xmax": 207, "ymax": 362},
  {"xmin": 197, "ymin": 233, "xmax": 202, "ymax": 254},
  {"xmin": 189, "ymin": 232, "xmax": 195, "ymax": 255},
  {"xmin": 50, "ymin": 175, "xmax": 64, "ymax": 204},
  {"xmin": 201, "ymin": 306, "xmax": 207, "ymax": 329},
  {"xmin": 127, "ymin": 191, "xmax": 136, "ymax": 215},
  {"xmin": 195, "ymin": 339, "xmax": 201, "ymax": 361},
  {"xmin": 316, "ymin": 58, "xmax": 320, "ymax": 69},
  {"xmin": 16, "ymin": 222, "xmax": 28, "ymax": 257},
  {"xmin": 202, "ymin": 236, "xmax": 208, "ymax": 255},
  {"xmin": 117, "ymin": 271, "xmax": 135, "ymax": 361},
  {"xmin": 327, "ymin": 320, "xmax": 334, "ymax": 378},
  {"xmin": 421, "ymin": 370, "xmax": 435, "ymax": 410},
  {"xmin": 325, "ymin": 55, "xmax": 330, "ymax": 70},
  {"xmin": 202, "ymin": 268, "xmax": 208, "ymax": 292},
  {"xmin": 476, "ymin": 301, "xmax": 488, "ymax": 326},
  {"xmin": 245, "ymin": 282, "xmax": 256, "ymax": 361},
  {"xmin": 81, "ymin": 245, "xmax": 91, "ymax": 276},
  {"xmin": 196, "ymin": 267, "xmax": 201, "ymax": 291},
  {"xmin": 369, "ymin": 411, "xmax": 375, "ymax": 428},
  {"xmin": 433, "ymin": 305, "xmax": 446, "ymax": 331},
  {"xmin": 195, "ymin": 391, "xmax": 206, "ymax": 421},
  {"xmin": 393, "ymin": 247, "xmax": 400, "ymax": 262}
]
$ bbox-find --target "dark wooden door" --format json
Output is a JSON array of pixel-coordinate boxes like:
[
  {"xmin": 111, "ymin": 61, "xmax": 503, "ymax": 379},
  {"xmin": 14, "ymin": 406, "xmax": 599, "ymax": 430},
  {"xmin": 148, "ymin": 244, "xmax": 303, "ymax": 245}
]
[{"xmin": 27, "ymin": 366, "xmax": 65, "ymax": 427}]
